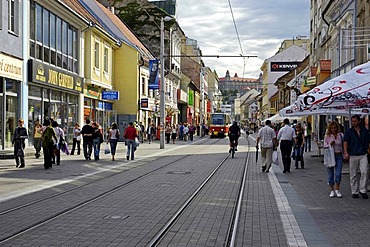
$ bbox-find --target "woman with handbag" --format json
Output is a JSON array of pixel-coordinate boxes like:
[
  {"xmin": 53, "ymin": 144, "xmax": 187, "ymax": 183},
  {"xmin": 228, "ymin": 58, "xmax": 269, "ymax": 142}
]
[
  {"xmin": 324, "ymin": 121, "xmax": 344, "ymax": 198},
  {"xmin": 108, "ymin": 122, "xmax": 119, "ymax": 161},
  {"xmin": 70, "ymin": 123, "xmax": 81, "ymax": 155},
  {"xmin": 52, "ymin": 121, "xmax": 64, "ymax": 166},
  {"xmin": 12, "ymin": 119, "xmax": 28, "ymax": 168},
  {"xmin": 294, "ymin": 123, "xmax": 305, "ymax": 169}
]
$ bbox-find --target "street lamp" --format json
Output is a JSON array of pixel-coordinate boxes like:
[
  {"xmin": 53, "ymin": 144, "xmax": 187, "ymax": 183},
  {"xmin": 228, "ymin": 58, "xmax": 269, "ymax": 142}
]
[{"xmin": 160, "ymin": 16, "xmax": 173, "ymax": 149}]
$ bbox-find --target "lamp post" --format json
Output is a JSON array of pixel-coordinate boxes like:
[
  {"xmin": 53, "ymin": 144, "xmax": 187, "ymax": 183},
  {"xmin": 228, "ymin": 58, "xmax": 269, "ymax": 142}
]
[{"xmin": 159, "ymin": 17, "xmax": 166, "ymax": 149}]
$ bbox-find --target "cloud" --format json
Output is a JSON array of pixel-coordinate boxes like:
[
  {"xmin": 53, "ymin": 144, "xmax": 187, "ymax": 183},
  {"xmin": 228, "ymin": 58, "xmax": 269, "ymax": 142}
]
[{"xmin": 176, "ymin": 0, "xmax": 310, "ymax": 78}]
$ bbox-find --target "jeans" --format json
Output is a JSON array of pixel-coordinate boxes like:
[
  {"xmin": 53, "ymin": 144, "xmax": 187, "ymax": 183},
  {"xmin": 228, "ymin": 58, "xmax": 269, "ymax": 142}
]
[
  {"xmin": 304, "ymin": 135, "xmax": 311, "ymax": 152},
  {"xmin": 93, "ymin": 138, "xmax": 101, "ymax": 160},
  {"xmin": 126, "ymin": 139, "xmax": 135, "ymax": 160},
  {"xmin": 295, "ymin": 145, "xmax": 304, "ymax": 168},
  {"xmin": 34, "ymin": 138, "xmax": 42, "ymax": 156},
  {"xmin": 83, "ymin": 140, "xmax": 93, "ymax": 160},
  {"xmin": 71, "ymin": 138, "xmax": 81, "ymax": 155},
  {"xmin": 327, "ymin": 153, "xmax": 343, "ymax": 186},
  {"xmin": 109, "ymin": 139, "xmax": 118, "ymax": 155}
]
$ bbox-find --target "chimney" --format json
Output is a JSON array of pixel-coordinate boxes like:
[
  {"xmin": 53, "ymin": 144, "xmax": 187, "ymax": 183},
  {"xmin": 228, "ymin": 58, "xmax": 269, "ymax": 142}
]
[{"xmin": 110, "ymin": 6, "xmax": 115, "ymax": 13}]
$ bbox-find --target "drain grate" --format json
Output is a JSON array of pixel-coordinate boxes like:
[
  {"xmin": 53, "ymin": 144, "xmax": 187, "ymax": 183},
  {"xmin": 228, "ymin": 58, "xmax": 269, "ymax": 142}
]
[
  {"xmin": 103, "ymin": 215, "xmax": 129, "ymax": 220},
  {"xmin": 167, "ymin": 171, "xmax": 191, "ymax": 174},
  {"xmin": 279, "ymin": 181, "xmax": 289, "ymax": 184},
  {"xmin": 157, "ymin": 183, "xmax": 172, "ymax": 187}
]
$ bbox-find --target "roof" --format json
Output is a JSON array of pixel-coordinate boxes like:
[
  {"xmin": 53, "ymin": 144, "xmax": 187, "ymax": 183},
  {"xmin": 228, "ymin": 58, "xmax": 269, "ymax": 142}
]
[{"xmin": 80, "ymin": 0, "xmax": 154, "ymax": 60}]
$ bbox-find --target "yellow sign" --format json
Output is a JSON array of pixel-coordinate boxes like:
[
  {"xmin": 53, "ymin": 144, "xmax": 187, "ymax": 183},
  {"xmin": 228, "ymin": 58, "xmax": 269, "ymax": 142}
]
[{"xmin": 0, "ymin": 53, "xmax": 22, "ymax": 80}]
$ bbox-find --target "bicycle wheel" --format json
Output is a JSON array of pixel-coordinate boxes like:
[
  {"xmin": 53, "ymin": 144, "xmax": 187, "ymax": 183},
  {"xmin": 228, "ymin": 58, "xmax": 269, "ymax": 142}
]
[{"xmin": 231, "ymin": 143, "xmax": 235, "ymax": 158}]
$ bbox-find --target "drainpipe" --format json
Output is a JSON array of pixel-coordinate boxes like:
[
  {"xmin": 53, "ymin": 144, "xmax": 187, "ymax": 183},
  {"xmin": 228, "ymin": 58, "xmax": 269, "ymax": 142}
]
[
  {"xmin": 322, "ymin": 1, "xmax": 333, "ymax": 26},
  {"xmin": 138, "ymin": 54, "xmax": 144, "ymax": 121}
]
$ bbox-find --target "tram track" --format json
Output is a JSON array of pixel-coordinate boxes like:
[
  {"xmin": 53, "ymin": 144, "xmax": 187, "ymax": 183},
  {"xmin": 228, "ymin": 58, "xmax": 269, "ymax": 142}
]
[
  {"xmin": 0, "ymin": 137, "xmax": 223, "ymax": 244},
  {"xmin": 148, "ymin": 136, "xmax": 252, "ymax": 247}
]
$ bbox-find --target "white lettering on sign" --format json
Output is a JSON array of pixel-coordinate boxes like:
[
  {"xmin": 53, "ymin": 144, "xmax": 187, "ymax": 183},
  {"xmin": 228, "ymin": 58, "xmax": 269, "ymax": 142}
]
[{"xmin": 0, "ymin": 54, "xmax": 22, "ymax": 80}]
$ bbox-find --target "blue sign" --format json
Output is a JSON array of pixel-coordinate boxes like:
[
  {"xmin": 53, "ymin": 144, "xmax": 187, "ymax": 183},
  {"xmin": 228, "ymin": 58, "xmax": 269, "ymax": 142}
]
[
  {"xmin": 149, "ymin": 59, "xmax": 159, "ymax": 90},
  {"xmin": 97, "ymin": 102, "xmax": 113, "ymax": 110},
  {"xmin": 102, "ymin": 91, "xmax": 119, "ymax": 100}
]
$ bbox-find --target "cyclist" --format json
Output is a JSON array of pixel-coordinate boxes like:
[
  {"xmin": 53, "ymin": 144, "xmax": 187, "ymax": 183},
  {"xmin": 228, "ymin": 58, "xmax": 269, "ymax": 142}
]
[{"xmin": 228, "ymin": 121, "xmax": 241, "ymax": 153}]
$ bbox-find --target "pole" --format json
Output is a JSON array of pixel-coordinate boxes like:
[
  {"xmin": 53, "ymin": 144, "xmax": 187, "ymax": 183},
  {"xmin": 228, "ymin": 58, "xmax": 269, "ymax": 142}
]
[
  {"xmin": 160, "ymin": 17, "xmax": 165, "ymax": 149},
  {"xmin": 199, "ymin": 68, "xmax": 203, "ymax": 126}
]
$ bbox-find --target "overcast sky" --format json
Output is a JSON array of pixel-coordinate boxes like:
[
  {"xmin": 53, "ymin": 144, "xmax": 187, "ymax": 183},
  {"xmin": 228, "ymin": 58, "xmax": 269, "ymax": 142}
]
[{"xmin": 176, "ymin": 0, "xmax": 310, "ymax": 79}]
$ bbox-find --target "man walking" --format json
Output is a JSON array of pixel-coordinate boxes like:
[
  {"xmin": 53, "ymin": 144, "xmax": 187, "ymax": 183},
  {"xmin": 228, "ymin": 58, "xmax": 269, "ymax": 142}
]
[
  {"xmin": 256, "ymin": 120, "xmax": 277, "ymax": 172},
  {"xmin": 81, "ymin": 119, "xmax": 94, "ymax": 160},
  {"xmin": 343, "ymin": 115, "xmax": 370, "ymax": 199},
  {"xmin": 277, "ymin": 118, "xmax": 297, "ymax": 173},
  {"xmin": 124, "ymin": 122, "xmax": 137, "ymax": 161}
]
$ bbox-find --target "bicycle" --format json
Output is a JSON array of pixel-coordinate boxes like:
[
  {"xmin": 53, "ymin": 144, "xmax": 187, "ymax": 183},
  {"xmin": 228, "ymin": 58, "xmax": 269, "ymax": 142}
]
[{"xmin": 230, "ymin": 139, "xmax": 236, "ymax": 158}]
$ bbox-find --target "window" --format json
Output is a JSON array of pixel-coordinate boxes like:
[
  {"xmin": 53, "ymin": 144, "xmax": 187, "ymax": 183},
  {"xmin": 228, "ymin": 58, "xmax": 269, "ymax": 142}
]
[
  {"xmin": 94, "ymin": 41, "xmax": 100, "ymax": 68},
  {"xmin": 9, "ymin": 0, "xmax": 19, "ymax": 34},
  {"xmin": 103, "ymin": 46, "xmax": 108, "ymax": 73}
]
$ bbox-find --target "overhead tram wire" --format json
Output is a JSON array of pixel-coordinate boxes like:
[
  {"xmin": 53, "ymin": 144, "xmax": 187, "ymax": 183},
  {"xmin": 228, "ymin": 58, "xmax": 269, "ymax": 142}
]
[{"xmin": 227, "ymin": 0, "xmax": 248, "ymax": 77}]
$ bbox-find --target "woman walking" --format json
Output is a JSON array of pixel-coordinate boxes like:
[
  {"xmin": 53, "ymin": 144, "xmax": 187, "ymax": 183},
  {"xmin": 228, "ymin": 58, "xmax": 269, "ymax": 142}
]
[
  {"xmin": 52, "ymin": 121, "xmax": 64, "ymax": 166},
  {"xmin": 294, "ymin": 123, "xmax": 305, "ymax": 169},
  {"xmin": 71, "ymin": 123, "xmax": 81, "ymax": 155},
  {"xmin": 324, "ymin": 121, "xmax": 344, "ymax": 198},
  {"xmin": 12, "ymin": 119, "xmax": 28, "ymax": 168},
  {"xmin": 33, "ymin": 119, "xmax": 43, "ymax": 158},
  {"xmin": 108, "ymin": 122, "xmax": 119, "ymax": 161},
  {"xmin": 171, "ymin": 124, "xmax": 177, "ymax": 144},
  {"xmin": 92, "ymin": 122, "xmax": 103, "ymax": 161},
  {"xmin": 42, "ymin": 119, "xmax": 57, "ymax": 169}
]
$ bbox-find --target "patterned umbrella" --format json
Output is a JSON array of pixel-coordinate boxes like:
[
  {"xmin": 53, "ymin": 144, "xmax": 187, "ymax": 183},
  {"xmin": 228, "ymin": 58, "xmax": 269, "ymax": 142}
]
[{"xmin": 280, "ymin": 61, "xmax": 370, "ymax": 117}]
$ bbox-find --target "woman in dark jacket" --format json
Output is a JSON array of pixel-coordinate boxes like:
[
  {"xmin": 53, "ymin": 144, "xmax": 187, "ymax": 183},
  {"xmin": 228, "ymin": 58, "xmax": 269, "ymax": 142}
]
[
  {"xmin": 12, "ymin": 119, "xmax": 28, "ymax": 168},
  {"xmin": 92, "ymin": 122, "xmax": 103, "ymax": 161}
]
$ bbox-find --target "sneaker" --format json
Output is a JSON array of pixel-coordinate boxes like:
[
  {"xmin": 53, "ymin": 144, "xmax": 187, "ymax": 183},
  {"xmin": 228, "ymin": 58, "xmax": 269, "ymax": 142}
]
[
  {"xmin": 352, "ymin": 194, "xmax": 359, "ymax": 198},
  {"xmin": 329, "ymin": 191, "xmax": 335, "ymax": 198},
  {"xmin": 262, "ymin": 166, "xmax": 266, "ymax": 172},
  {"xmin": 335, "ymin": 190, "xmax": 342, "ymax": 198},
  {"xmin": 360, "ymin": 192, "xmax": 368, "ymax": 199}
]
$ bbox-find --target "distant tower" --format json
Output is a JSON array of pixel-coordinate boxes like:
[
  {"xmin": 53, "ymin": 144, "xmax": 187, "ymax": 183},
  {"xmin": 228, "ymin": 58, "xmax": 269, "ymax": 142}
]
[{"xmin": 148, "ymin": 0, "xmax": 177, "ymax": 15}]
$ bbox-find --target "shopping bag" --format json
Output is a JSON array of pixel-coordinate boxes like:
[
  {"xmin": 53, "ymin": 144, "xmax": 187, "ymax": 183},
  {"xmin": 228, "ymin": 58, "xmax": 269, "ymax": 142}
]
[
  {"xmin": 324, "ymin": 146, "xmax": 336, "ymax": 168},
  {"xmin": 104, "ymin": 144, "xmax": 110, "ymax": 154},
  {"xmin": 135, "ymin": 137, "xmax": 140, "ymax": 147},
  {"xmin": 61, "ymin": 142, "xmax": 70, "ymax": 155},
  {"xmin": 272, "ymin": 151, "xmax": 279, "ymax": 165}
]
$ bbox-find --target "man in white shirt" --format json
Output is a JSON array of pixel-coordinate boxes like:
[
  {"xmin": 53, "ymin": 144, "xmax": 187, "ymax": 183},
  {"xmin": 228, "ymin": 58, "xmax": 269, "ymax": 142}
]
[
  {"xmin": 256, "ymin": 120, "xmax": 277, "ymax": 172},
  {"xmin": 277, "ymin": 118, "xmax": 297, "ymax": 173}
]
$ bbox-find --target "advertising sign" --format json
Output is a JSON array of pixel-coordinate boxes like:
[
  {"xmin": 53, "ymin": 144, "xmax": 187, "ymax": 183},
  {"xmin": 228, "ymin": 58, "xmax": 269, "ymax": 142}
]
[
  {"xmin": 102, "ymin": 91, "xmax": 119, "ymax": 100},
  {"xmin": 148, "ymin": 59, "xmax": 159, "ymax": 90},
  {"xmin": 141, "ymin": 98, "xmax": 149, "ymax": 108},
  {"xmin": 270, "ymin": 61, "xmax": 300, "ymax": 72}
]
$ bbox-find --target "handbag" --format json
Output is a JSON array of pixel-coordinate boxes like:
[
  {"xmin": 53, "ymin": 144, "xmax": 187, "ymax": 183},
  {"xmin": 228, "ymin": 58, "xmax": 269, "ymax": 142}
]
[{"xmin": 324, "ymin": 146, "xmax": 336, "ymax": 168}]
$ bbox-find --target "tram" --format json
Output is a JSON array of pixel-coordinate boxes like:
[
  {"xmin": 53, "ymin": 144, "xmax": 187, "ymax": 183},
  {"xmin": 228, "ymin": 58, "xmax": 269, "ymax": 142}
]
[{"xmin": 208, "ymin": 113, "xmax": 232, "ymax": 138}]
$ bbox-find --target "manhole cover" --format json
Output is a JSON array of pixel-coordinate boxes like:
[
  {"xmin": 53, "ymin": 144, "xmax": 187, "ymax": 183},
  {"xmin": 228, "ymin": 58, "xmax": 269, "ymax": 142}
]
[
  {"xmin": 103, "ymin": 215, "xmax": 129, "ymax": 220},
  {"xmin": 167, "ymin": 171, "xmax": 191, "ymax": 174}
]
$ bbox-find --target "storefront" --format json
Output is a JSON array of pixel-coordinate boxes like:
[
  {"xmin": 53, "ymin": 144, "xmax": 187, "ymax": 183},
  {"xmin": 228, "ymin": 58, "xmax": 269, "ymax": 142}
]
[
  {"xmin": 84, "ymin": 85, "xmax": 116, "ymax": 137},
  {"xmin": 28, "ymin": 59, "xmax": 83, "ymax": 144},
  {"xmin": 0, "ymin": 53, "xmax": 23, "ymax": 149}
]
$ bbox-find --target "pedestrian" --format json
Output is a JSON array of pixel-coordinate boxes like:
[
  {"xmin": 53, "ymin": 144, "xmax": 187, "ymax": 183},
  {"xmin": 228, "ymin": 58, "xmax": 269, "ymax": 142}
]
[
  {"xmin": 256, "ymin": 120, "xmax": 277, "ymax": 172},
  {"xmin": 179, "ymin": 123, "xmax": 184, "ymax": 141},
  {"xmin": 107, "ymin": 122, "xmax": 120, "ymax": 161},
  {"xmin": 165, "ymin": 123, "xmax": 171, "ymax": 144},
  {"xmin": 52, "ymin": 121, "xmax": 64, "ymax": 166},
  {"xmin": 183, "ymin": 124, "xmax": 189, "ymax": 141},
  {"xmin": 171, "ymin": 124, "xmax": 177, "ymax": 144},
  {"xmin": 324, "ymin": 121, "xmax": 344, "ymax": 198},
  {"xmin": 70, "ymin": 123, "xmax": 81, "ymax": 155},
  {"xmin": 147, "ymin": 123, "xmax": 155, "ymax": 144},
  {"xmin": 304, "ymin": 122, "xmax": 312, "ymax": 152},
  {"xmin": 189, "ymin": 125, "xmax": 195, "ymax": 141},
  {"xmin": 124, "ymin": 122, "xmax": 137, "ymax": 161},
  {"xmin": 33, "ymin": 119, "xmax": 43, "ymax": 158},
  {"xmin": 139, "ymin": 122, "xmax": 145, "ymax": 144},
  {"xmin": 42, "ymin": 119, "xmax": 57, "ymax": 169},
  {"xmin": 343, "ymin": 115, "xmax": 370, "ymax": 199},
  {"xmin": 293, "ymin": 123, "xmax": 305, "ymax": 169},
  {"xmin": 12, "ymin": 119, "xmax": 28, "ymax": 168},
  {"xmin": 92, "ymin": 122, "xmax": 103, "ymax": 161},
  {"xmin": 81, "ymin": 119, "xmax": 94, "ymax": 161},
  {"xmin": 277, "ymin": 118, "xmax": 297, "ymax": 173}
]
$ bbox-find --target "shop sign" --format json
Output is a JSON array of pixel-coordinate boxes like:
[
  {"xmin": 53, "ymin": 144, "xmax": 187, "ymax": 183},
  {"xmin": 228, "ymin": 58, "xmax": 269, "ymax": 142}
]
[
  {"xmin": 102, "ymin": 90, "xmax": 119, "ymax": 100},
  {"xmin": 98, "ymin": 101, "xmax": 113, "ymax": 110},
  {"xmin": 188, "ymin": 90, "xmax": 194, "ymax": 106},
  {"xmin": 86, "ymin": 84, "xmax": 100, "ymax": 99},
  {"xmin": 270, "ymin": 61, "xmax": 300, "ymax": 72},
  {"xmin": 0, "ymin": 53, "xmax": 22, "ymax": 80},
  {"xmin": 28, "ymin": 59, "xmax": 84, "ymax": 93},
  {"xmin": 140, "ymin": 98, "xmax": 149, "ymax": 108}
]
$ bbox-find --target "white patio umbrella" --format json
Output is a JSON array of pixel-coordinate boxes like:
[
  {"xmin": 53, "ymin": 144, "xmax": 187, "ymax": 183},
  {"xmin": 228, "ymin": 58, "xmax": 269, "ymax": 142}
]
[{"xmin": 279, "ymin": 61, "xmax": 370, "ymax": 117}]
